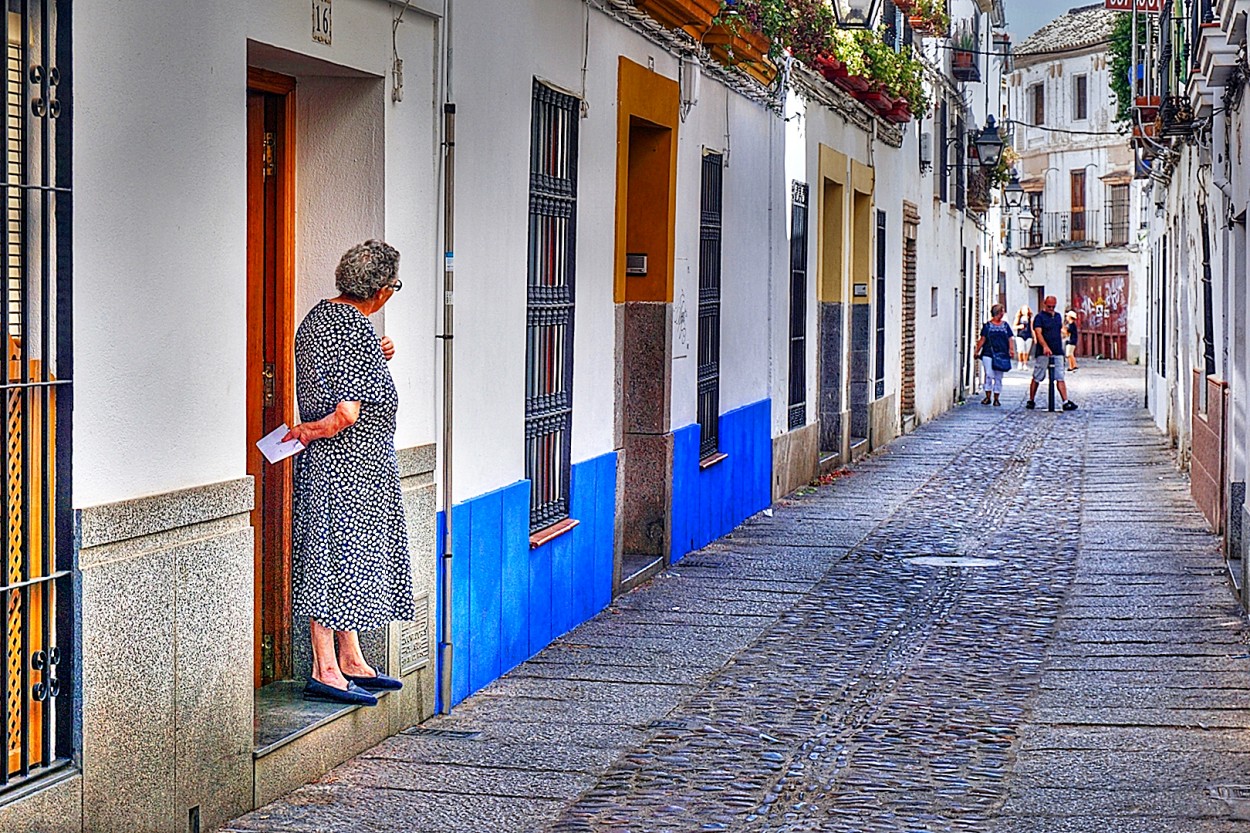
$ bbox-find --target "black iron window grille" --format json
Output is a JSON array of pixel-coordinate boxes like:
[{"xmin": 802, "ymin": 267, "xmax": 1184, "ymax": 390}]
[
  {"xmin": 787, "ymin": 182, "xmax": 808, "ymax": 430},
  {"xmin": 0, "ymin": 0, "xmax": 72, "ymax": 795},
  {"xmin": 1107, "ymin": 184, "xmax": 1130, "ymax": 246},
  {"xmin": 874, "ymin": 210, "xmax": 886, "ymax": 400},
  {"xmin": 524, "ymin": 81, "xmax": 578, "ymax": 532},
  {"xmin": 954, "ymin": 115, "xmax": 966, "ymax": 210},
  {"xmin": 697, "ymin": 152, "xmax": 723, "ymax": 460}
]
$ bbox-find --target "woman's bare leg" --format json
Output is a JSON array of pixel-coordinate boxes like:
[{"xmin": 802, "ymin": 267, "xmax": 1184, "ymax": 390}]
[
  {"xmin": 336, "ymin": 630, "xmax": 376, "ymax": 678},
  {"xmin": 310, "ymin": 618, "xmax": 349, "ymax": 689}
]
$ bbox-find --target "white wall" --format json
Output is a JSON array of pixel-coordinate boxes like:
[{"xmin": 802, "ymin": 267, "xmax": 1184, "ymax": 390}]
[
  {"xmin": 74, "ymin": 1, "xmax": 249, "ymax": 508},
  {"xmin": 73, "ymin": 0, "xmax": 439, "ymax": 508}
]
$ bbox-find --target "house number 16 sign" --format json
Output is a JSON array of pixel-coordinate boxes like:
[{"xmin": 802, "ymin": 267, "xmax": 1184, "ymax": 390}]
[{"xmin": 312, "ymin": 0, "xmax": 332, "ymax": 45}]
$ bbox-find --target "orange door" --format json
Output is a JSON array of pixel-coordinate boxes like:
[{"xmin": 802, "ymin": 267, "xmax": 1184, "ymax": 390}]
[{"xmin": 247, "ymin": 71, "xmax": 296, "ymax": 687}]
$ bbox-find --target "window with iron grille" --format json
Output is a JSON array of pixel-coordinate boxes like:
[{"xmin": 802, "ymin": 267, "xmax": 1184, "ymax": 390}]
[
  {"xmin": 874, "ymin": 210, "xmax": 886, "ymax": 399},
  {"xmin": 1031, "ymin": 83, "xmax": 1045, "ymax": 126},
  {"xmin": 1073, "ymin": 74, "xmax": 1088, "ymax": 121},
  {"xmin": 937, "ymin": 99, "xmax": 948, "ymax": 203},
  {"xmin": 1107, "ymin": 183, "xmax": 1130, "ymax": 245},
  {"xmin": 524, "ymin": 81, "xmax": 578, "ymax": 532},
  {"xmin": 697, "ymin": 152, "xmax": 723, "ymax": 459},
  {"xmin": 1, "ymin": 0, "xmax": 72, "ymax": 795},
  {"xmin": 954, "ymin": 115, "xmax": 966, "ymax": 210},
  {"xmin": 787, "ymin": 182, "xmax": 808, "ymax": 430}
]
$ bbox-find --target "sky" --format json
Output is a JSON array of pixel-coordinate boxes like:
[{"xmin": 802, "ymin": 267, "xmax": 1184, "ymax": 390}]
[{"xmin": 1005, "ymin": 1, "xmax": 1074, "ymax": 43}]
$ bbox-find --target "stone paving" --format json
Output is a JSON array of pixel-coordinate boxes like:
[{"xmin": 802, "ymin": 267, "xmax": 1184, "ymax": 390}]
[{"xmin": 224, "ymin": 363, "xmax": 1250, "ymax": 833}]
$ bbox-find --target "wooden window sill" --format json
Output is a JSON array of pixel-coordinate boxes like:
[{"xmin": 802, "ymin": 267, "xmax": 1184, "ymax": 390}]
[
  {"xmin": 699, "ymin": 451, "xmax": 729, "ymax": 470},
  {"xmin": 529, "ymin": 517, "xmax": 579, "ymax": 549}
]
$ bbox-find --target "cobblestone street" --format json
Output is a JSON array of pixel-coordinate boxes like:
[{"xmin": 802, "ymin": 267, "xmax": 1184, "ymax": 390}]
[{"xmin": 225, "ymin": 363, "xmax": 1250, "ymax": 832}]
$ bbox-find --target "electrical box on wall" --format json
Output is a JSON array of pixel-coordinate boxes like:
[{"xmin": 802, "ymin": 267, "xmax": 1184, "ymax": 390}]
[
  {"xmin": 920, "ymin": 132, "xmax": 933, "ymax": 168},
  {"xmin": 626, "ymin": 253, "xmax": 649, "ymax": 276}
]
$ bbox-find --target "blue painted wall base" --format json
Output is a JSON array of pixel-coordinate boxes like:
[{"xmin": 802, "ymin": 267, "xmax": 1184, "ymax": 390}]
[
  {"xmin": 671, "ymin": 399, "xmax": 772, "ymax": 564},
  {"xmin": 435, "ymin": 451, "xmax": 616, "ymax": 710}
]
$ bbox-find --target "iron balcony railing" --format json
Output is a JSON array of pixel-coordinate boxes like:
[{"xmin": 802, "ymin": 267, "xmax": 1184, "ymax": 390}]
[{"xmin": 1022, "ymin": 211, "xmax": 1104, "ymax": 249}]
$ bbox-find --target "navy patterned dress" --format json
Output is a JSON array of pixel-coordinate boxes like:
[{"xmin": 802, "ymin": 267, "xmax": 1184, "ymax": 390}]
[{"xmin": 291, "ymin": 300, "xmax": 416, "ymax": 632}]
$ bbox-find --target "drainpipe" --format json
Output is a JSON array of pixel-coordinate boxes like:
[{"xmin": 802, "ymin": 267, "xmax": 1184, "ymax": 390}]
[{"xmin": 438, "ymin": 0, "xmax": 456, "ymax": 715}]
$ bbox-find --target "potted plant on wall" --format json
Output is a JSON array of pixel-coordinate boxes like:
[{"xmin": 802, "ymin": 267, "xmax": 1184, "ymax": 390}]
[
  {"xmin": 705, "ymin": 0, "xmax": 782, "ymax": 84},
  {"xmin": 951, "ymin": 20, "xmax": 980, "ymax": 82},
  {"xmin": 909, "ymin": 0, "xmax": 949, "ymax": 37}
]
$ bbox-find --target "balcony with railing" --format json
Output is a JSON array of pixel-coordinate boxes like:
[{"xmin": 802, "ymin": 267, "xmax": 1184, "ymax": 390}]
[{"xmin": 1019, "ymin": 211, "xmax": 1109, "ymax": 249}]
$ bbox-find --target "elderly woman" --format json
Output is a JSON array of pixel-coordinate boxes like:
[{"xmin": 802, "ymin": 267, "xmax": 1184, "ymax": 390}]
[
  {"xmin": 284, "ymin": 239, "xmax": 415, "ymax": 706},
  {"xmin": 975, "ymin": 303, "xmax": 1015, "ymax": 407}
]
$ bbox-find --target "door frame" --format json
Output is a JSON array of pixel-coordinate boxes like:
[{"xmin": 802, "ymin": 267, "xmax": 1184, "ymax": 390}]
[{"xmin": 247, "ymin": 67, "xmax": 296, "ymax": 687}]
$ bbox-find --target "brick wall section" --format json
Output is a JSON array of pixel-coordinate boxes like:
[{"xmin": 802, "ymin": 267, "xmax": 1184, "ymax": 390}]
[
  {"xmin": 1191, "ymin": 369, "xmax": 1228, "ymax": 533},
  {"xmin": 901, "ymin": 202, "xmax": 920, "ymax": 417}
]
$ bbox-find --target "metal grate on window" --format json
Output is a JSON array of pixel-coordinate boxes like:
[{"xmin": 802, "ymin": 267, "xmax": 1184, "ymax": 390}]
[
  {"xmin": 788, "ymin": 183, "xmax": 808, "ymax": 430},
  {"xmin": 697, "ymin": 153, "xmax": 723, "ymax": 459},
  {"xmin": 874, "ymin": 210, "xmax": 886, "ymax": 400},
  {"xmin": 1, "ymin": 0, "xmax": 72, "ymax": 795},
  {"xmin": 524, "ymin": 81, "xmax": 579, "ymax": 533}
]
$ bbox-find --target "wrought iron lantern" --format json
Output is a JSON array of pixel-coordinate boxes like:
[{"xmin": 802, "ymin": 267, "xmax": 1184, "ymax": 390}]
[
  {"xmin": 1003, "ymin": 172, "xmax": 1025, "ymax": 209},
  {"xmin": 832, "ymin": 0, "xmax": 882, "ymax": 30},
  {"xmin": 974, "ymin": 115, "xmax": 1005, "ymax": 168},
  {"xmin": 1018, "ymin": 206, "xmax": 1036, "ymax": 235}
]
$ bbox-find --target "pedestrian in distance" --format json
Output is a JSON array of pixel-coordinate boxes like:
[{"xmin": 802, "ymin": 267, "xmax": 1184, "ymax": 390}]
[
  {"xmin": 975, "ymin": 303, "xmax": 1015, "ymax": 407},
  {"xmin": 1064, "ymin": 310, "xmax": 1080, "ymax": 372},
  {"xmin": 1014, "ymin": 305, "xmax": 1033, "ymax": 369},
  {"xmin": 1026, "ymin": 295, "xmax": 1078, "ymax": 411},
  {"xmin": 283, "ymin": 240, "xmax": 416, "ymax": 707}
]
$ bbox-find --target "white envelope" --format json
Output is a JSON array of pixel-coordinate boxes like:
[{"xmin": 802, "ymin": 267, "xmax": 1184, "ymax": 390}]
[{"xmin": 257, "ymin": 423, "xmax": 306, "ymax": 464}]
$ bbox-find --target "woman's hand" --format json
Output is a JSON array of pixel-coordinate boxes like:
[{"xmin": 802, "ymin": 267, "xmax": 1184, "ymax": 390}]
[
  {"xmin": 380, "ymin": 335, "xmax": 395, "ymax": 361},
  {"xmin": 283, "ymin": 401, "xmax": 362, "ymax": 444}
]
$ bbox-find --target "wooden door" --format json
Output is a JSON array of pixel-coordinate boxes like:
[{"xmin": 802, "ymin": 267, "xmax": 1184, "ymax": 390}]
[
  {"xmin": 247, "ymin": 70, "xmax": 295, "ymax": 687},
  {"xmin": 1070, "ymin": 170, "xmax": 1087, "ymax": 242}
]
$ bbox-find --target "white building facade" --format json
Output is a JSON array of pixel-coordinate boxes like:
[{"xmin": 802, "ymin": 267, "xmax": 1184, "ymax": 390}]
[
  {"xmin": 1003, "ymin": 6, "xmax": 1149, "ymax": 369},
  {"xmin": 0, "ymin": 0, "xmax": 1012, "ymax": 829}
]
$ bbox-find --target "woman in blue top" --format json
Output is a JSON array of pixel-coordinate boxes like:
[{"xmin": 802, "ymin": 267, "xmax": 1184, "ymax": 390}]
[{"xmin": 975, "ymin": 303, "xmax": 1016, "ymax": 407}]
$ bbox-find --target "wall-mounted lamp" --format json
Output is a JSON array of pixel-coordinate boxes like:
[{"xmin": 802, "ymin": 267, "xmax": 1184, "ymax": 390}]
[
  {"xmin": 1003, "ymin": 172, "xmax": 1025, "ymax": 209},
  {"xmin": 680, "ymin": 54, "xmax": 701, "ymax": 120},
  {"xmin": 974, "ymin": 115, "xmax": 1005, "ymax": 168},
  {"xmin": 832, "ymin": 0, "xmax": 882, "ymax": 30},
  {"xmin": 1018, "ymin": 206, "xmax": 1036, "ymax": 235}
]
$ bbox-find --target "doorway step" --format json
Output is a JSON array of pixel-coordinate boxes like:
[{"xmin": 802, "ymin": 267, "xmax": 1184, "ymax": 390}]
[{"xmin": 619, "ymin": 552, "xmax": 665, "ymax": 594}]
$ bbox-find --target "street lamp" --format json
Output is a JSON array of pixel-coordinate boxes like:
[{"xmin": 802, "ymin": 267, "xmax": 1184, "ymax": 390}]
[
  {"xmin": 1018, "ymin": 206, "xmax": 1036, "ymax": 235},
  {"xmin": 1004, "ymin": 172, "xmax": 1025, "ymax": 209},
  {"xmin": 831, "ymin": 0, "xmax": 882, "ymax": 30},
  {"xmin": 974, "ymin": 115, "xmax": 1005, "ymax": 168}
]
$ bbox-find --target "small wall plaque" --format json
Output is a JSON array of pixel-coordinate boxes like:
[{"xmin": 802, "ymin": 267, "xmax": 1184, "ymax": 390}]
[
  {"xmin": 853, "ymin": 283, "xmax": 869, "ymax": 298},
  {"xmin": 626, "ymin": 253, "xmax": 649, "ymax": 276},
  {"xmin": 312, "ymin": 0, "xmax": 332, "ymax": 45}
]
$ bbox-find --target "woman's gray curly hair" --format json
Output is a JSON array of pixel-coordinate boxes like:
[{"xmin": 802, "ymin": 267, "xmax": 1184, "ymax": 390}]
[{"xmin": 335, "ymin": 239, "xmax": 400, "ymax": 300}]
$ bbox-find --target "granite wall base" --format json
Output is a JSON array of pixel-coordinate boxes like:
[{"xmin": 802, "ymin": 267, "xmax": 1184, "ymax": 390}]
[
  {"xmin": 818, "ymin": 301, "xmax": 844, "ymax": 453},
  {"xmin": 77, "ymin": 477, "xmax": 256, "ymax": 833},
  {"xmin": 772, "ymin": 422, "xmax": 819, "ymax": 501}
]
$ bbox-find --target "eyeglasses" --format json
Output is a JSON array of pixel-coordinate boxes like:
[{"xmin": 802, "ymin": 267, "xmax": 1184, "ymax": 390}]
[{"xmin": 389, "ymin": 280, "xmax": 402, "ymax": 292}]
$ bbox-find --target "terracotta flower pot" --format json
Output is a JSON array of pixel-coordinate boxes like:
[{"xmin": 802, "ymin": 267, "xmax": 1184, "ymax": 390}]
[
  {"xmin": 633, "ymin": 0, "xmax": 721, "ymax": 39},
  {"xmin": 885, "ymin": 100, "xmax": 913, "ymax": 124},
  {"xmin": 814, "ymin": 54, "xmax": 846, "ymax": 82},
  {"xmin": 837, "ymin": 73, "xmax": 871, "ymax": 93}
]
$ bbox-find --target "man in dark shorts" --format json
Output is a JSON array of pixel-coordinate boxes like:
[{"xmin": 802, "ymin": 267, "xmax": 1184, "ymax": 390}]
[{"xmin": 1026, "ymin": 295, "xmax": 1077, "ymax": 411}]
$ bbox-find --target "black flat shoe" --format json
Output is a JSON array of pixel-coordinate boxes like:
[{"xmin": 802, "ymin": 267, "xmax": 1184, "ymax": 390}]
[
  {"xmin": 344, "ymin": 671, "xmax": 403, "ymax": 692},
  {"xmin": 303, "ymin": 677, "xmax": 379, "ymax": 706}
]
